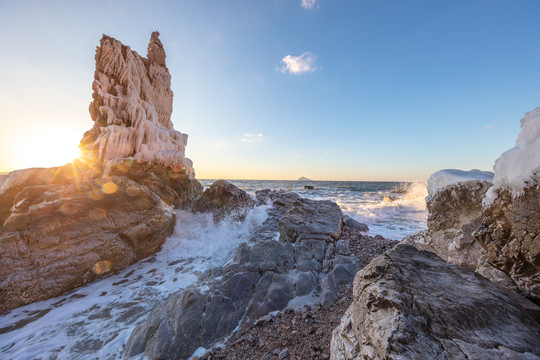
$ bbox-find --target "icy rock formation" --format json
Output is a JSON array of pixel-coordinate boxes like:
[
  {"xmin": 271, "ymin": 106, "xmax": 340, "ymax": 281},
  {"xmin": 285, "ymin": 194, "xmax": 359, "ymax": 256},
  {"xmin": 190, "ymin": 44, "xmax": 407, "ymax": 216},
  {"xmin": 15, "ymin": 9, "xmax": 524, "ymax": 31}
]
[
  {"xmin": 79, "ymin": 32, "xmax": 194, "ymax": 178},
  {"xmin": 0, "ymin": 33, "xmax": 203, "ymax": 312},
  {"xmin": 484, "ymin": 107, "xmax": 540, "ymax": 204},
  {"xmin": 475, "ymin": 108, "xmax": 540, "ymax": 303},
  {"xmin": 330, "ymin": 245, "xmax": 540, "ymax": 360}
]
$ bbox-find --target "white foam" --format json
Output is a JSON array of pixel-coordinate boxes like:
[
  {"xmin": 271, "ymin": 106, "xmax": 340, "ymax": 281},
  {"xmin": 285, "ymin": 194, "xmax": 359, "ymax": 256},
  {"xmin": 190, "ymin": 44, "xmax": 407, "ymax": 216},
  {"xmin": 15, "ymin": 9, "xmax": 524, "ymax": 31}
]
[
  {"xmin": 484, "ymin": 107, "xmax": 540, "ymax": 205},
  {"xmin": 427, "ymin": 169, "xmax": 494, "ymax": 197},
  {"xmin": 338, "ymin": 182, "xmax": 428, "ymax": 240},
  {"xmin": 0, "ymin": 205, "xmax": 269, "ymax": 360}
]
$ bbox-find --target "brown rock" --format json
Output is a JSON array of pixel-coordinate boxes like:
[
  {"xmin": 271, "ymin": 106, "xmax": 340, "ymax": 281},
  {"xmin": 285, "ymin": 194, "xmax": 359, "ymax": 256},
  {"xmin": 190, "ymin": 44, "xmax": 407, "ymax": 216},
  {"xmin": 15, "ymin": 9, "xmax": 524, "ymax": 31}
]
[
  {"xmin": 193, "ymin": 180, "xmax": 255, "ymax": 222},
  {"xmin": 0, "ymin": 164, "xmax": 201, "ymax": 312},
  {"xmin": 475, "ymin": 184, "xmax": 540, "ymax": 305}
]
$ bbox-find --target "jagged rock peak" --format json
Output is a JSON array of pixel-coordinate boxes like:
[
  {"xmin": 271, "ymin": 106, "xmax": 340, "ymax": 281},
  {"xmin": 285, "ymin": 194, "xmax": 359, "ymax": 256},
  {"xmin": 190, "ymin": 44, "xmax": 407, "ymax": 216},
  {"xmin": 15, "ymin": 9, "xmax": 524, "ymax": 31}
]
[
  {"xmin": 147, "ymin": 31, "xmax": 166, "ymax": 66},
  {"xmin": 79, "ymin": 32, "xmax": 195, "ymax": 178}
]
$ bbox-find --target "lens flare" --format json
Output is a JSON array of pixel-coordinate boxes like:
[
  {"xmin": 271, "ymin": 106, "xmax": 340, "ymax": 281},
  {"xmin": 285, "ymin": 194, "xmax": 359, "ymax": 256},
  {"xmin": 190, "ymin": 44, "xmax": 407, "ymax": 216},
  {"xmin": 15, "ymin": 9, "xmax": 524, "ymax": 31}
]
[
  {"xmin": 101, "ymin": 182, "xmax": 118, "ymax": 194},
  {"xmin": 92, "ymin": 260, "xmax": 112, "ymax": 275}
]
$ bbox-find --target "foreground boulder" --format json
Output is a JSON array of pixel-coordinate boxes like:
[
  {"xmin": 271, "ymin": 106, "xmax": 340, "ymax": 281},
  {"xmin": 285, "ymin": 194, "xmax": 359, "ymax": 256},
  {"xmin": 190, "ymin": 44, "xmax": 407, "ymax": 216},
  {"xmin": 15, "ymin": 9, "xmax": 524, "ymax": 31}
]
[
  {"xmin": 0, "ymin": 33, "xmax": 202, "ymax": 312},
  {"xmin": 331, "ymin": 244, "xmax": 540, "ymax": 360},
  {"xmin": 125, "ymin": 191, "xmax": 363, "ymax": 360}
]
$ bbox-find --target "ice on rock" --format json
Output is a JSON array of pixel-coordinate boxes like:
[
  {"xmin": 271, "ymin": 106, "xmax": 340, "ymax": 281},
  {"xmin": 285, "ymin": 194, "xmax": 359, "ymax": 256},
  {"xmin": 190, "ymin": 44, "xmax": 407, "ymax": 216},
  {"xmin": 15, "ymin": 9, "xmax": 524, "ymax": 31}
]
[
  {"xmin": 80, "ymin": 31, "xmax": 195, "ymax": 178},
  {"xmin": 484, "ymin": 107, "xmax": 540, "ymax": 204},
  {"xmin": 427, "ymin": 169, "xmax": 494, "ymax": 197}
]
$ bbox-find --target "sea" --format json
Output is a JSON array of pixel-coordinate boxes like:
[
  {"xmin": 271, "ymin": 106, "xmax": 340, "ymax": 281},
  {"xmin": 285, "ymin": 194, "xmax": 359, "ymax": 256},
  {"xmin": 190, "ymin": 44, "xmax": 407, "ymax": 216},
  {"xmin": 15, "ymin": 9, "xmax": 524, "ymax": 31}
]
[{"xmin": 0, "ymin": 180, "xmax": 427, "ymax": 360}]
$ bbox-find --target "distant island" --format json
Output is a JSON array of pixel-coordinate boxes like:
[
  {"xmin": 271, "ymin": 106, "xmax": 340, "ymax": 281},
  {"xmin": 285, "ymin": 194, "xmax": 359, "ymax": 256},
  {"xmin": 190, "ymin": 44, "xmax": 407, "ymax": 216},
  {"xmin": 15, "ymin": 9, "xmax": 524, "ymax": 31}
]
[{"xmin": 297, "ymin": 176, "xmax": 312, "ymax": 181}]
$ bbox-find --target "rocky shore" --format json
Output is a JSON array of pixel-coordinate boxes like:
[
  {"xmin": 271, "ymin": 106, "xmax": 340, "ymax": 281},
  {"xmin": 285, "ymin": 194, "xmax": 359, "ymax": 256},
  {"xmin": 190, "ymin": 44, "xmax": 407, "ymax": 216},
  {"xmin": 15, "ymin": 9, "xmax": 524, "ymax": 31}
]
[{"xmin": 0, "ymin": 32, "xmax": 539, "ymax": 360}]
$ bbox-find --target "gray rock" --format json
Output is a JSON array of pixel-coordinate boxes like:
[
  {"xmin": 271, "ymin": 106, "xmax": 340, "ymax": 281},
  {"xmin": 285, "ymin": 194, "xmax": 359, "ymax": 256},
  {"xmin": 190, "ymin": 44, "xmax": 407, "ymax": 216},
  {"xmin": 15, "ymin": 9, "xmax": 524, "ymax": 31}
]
[
  {"xmin": 342, "ymin": 216, "xmax": 369, "ymax": 232},
  {"xmin": 244, "ymin": 240, "xmax": 294, "ymax": 273},
  {"xmin": 279, "ymin": 348, "xmax": 290, "ymax": 359},
  {"xmin": 279, "ymin": 198, "xmax": 343, "ymax": 243},
  {"xmin": 330, "ymin": 244, "xmax": 540, "ymax": 360},
  {"xmin": 321, "ymin": 263, "xmax": 360, "ymax": 307},
  {"xmin": 244, "ymin": 273, "xmax": 295, "ymax": 324},
  {"xmin": 293, "ymin": 271, "xmax": 319, "ymax": 296}
]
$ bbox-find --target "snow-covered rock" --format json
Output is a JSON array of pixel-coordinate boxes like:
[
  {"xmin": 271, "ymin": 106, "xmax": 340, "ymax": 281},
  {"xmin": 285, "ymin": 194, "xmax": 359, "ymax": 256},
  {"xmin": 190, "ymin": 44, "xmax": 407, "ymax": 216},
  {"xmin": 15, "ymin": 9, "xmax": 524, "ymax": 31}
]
[
  {"xmin": 427, "ymin": 169, "xmax": 493, "ymax": 198},
  {"xmin": 484, "ymin": 107, "xmax": 540, "ymax": 205},
  {"xmin": 80, "ymin": 32, "xmax": 195, "ymax": 178}
]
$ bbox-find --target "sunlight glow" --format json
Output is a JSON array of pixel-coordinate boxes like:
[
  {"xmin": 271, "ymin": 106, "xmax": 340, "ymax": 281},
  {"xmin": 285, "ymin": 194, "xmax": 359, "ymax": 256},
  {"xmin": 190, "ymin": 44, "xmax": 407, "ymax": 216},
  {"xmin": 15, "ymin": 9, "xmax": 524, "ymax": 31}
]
[{"xmin": 11, "ymin": 128, "xmax": 81, "ymax": 169}]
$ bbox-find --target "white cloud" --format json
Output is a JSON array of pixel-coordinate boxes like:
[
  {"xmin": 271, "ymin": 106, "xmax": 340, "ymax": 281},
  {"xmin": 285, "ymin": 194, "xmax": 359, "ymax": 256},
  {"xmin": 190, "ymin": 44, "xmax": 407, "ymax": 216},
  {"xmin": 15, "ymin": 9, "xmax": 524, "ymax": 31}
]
[
  {"xmin": 242, "ymin": 133, "xmax": 266, "ymax": 143},
  {"xmin": 301, "ymin": 0, "xmax": 318, "ymax": 10},
  {"xmin": 484, "ymin": 125, "xmax": 496, "ymax": 130},
  {"xmin": 279, "ymin": 52, "xmax": 318, "ymax": 75}
]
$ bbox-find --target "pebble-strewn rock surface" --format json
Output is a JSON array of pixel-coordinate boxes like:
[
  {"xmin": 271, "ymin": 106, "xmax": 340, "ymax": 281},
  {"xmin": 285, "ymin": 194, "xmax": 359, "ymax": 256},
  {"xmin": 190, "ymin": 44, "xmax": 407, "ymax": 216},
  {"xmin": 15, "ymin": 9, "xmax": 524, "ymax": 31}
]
[
  {"xmin": 331, "ymin": 244, "xmax": 540, "ymax": 360},
  {"xmin": 125, "ymin": 187, "xmax": 384, "ymax": 360}
]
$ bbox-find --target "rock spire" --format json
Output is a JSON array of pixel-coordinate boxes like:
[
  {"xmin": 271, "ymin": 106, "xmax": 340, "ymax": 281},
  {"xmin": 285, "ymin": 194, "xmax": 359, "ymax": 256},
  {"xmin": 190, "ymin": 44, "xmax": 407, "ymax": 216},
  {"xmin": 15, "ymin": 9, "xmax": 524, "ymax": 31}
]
[{"xmin": 80, "ymin": 31, "xmax": 194, "ymax": 177}]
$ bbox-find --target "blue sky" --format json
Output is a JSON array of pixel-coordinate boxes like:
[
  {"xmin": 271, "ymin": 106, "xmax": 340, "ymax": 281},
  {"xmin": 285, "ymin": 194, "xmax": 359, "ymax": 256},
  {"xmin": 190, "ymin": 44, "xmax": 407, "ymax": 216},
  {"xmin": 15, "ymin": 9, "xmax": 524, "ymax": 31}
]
[{"xmin": 1, "ymin": 0, "xmax": 539, "ymax": 180}]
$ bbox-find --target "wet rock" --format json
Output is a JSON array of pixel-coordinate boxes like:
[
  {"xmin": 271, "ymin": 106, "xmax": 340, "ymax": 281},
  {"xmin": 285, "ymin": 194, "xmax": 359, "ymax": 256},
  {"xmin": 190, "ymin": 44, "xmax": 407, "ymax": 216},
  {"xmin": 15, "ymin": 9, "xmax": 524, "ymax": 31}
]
[
  {"xmin": 279, "ymin": 198, "xmax": 343, "ymax": 243},
  {"xmin": 342, "ymin": 216, "xmax": 368, "ymax": 232},
  {"xmin": 193, "ymin": 180, "xmax": 255, "ymax": 222},
  {"xmin": 331, "ymin": 244, "xmax": 540, "ymax": 360},
  {"xmin": 125, "ymin": 192, "xmax": 365, "ymax": 360}
]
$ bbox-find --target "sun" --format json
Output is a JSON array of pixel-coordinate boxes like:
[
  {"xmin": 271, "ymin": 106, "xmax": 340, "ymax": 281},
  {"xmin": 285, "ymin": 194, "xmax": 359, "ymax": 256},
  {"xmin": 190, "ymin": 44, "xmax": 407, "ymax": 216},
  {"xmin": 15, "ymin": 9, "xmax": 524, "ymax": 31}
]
[{"xmin": 11, "ymin": 128, "xmax": 82, "ymax": 170}]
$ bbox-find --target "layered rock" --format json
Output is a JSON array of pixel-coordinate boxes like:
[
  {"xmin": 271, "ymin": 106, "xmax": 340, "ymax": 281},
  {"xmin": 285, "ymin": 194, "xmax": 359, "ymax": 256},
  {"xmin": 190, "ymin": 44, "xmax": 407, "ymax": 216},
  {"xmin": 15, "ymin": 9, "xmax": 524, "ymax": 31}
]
[
  {"xmin": 475, "ymin": 181, "xmax": 540, "ymax": 304},
  {"xmin": 0, "ymin": 33, "xmax": 202, "ymax": 312},
  {"xmin": 405, "ymin": 178, "xmax": 496, "ymax": 270},
  {"xmin": 330, "ymin": 244, "xmax": 540, "ymax": 360},
  {"xmin": 125, "ymin": 188, "xmax": 362, "ymax": 360}
]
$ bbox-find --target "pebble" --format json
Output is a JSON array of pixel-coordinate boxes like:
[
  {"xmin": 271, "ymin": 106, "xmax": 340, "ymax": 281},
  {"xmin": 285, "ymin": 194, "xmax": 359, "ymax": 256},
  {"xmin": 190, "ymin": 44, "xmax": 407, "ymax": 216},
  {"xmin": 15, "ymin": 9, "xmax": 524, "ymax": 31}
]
[{"xmin": 279, "ymin": 348, "xmax": 290, "ymax": 359}]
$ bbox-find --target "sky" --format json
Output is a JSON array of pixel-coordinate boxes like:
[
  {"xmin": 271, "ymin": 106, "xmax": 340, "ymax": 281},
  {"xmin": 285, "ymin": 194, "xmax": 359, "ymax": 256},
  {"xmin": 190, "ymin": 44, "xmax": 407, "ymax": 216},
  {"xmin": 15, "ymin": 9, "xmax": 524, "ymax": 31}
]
[{"xmin": 0, "ymin": 0, "xmax": 539, "ymax": 181}]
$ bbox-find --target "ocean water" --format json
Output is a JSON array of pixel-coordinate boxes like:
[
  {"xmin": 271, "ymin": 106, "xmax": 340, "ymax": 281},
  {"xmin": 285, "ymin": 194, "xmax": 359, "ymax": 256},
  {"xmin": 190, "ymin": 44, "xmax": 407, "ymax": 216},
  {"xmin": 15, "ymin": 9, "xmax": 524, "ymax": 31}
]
[
  {"xmin": 0, "ymin": 180, "xmax": 427, "ymax": 360},
  {"xmin": 200, "ymin": 180, "xmax": 428, "ymax": 240}
]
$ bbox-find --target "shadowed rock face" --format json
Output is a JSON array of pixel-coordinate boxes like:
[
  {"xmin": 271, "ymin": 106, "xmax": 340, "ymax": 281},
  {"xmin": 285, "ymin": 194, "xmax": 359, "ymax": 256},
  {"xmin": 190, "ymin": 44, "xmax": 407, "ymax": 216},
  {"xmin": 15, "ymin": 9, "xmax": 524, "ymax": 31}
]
[
  {"xmin": 475, "ymin": 184, "xmax": 540, "ymax": 305},
  {"xmin": 0, "ymin": 33, "xmax": 203, "ymax": 312},
  {"xmin": 331, "ymin": 244, "xmax": 540, "ymax": 360}
]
